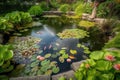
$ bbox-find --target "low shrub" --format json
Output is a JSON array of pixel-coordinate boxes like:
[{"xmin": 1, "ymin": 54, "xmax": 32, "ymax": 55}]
[{"xmin": 58, "ymin": 4, "xmax": 70, "ymax": 13}]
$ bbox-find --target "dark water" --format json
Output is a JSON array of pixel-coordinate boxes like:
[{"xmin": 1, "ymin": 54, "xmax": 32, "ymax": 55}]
[{"xmin": 14, "ymin": 17, "xmax": 108, "ymax": 74}]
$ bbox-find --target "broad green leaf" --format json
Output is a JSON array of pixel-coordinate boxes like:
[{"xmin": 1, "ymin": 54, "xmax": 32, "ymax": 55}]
[
  {"xmin": 62, "ymin": 54, "xmax": 68, "ymax": 59},
  {"xmin": 90, "ymin": 51, "xmax": 104, "ymax": 60},
  {"xmin": 58, "ymin": 76, "xmax": 66, "ymax": 80},
  {"xmin": 70, "ymin": 50, "xmax": 77, "ymax": 55},
  {"xmin": 44, "ymin": 54, "xmax": 51, "ymax": 58},
  {"xmin": 86, "ymin": 59, "xmax": 96, "ymax": 66},
  {"xmin": 0, "ymin": 59, "xmax": 4, "ymax": 66},
  {"xmin": 77, "ymin": 43, "xmax": 81, "ymax": 48},
  {"xmin": 95, "ymin": 60, "xmax": 112, "ymax": 71},
  {"xmin": 4, "ymin": 50, "xmax": 13, "ymax": 60},
  {"xmin": 99, "ymin": 73, "xmax": 114, "ymax": 80},
  {"xmin": 75, "ymin": 71, "xmax": 83, "ymax": 80},
  {"xmin": 59, "ymin": 50, "xmax": 66, "ymax": 54},
  {"xmin": 52, "ymin": 66, "xmax": 60, "ymax": 73},
  {"xmin": 41, "ymin": 60, "xmax": 50, "ymax": 66},
  {"xmin": 59, "ymin": 57, "xmax": 64, "ymax": 63}
]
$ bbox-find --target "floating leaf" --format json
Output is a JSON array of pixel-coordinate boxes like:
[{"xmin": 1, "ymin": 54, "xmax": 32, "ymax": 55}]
[
  {"xmin": 37, "ymin": 70, "xmax": 43, "ymax": 75},
  {"xmin": 70, "ymin": 50, "xmax": 77, "ymax": 55},
  {"xmin": 61, "ymin": 47, "xmax": 67, "ymax": 50},
  {"xmin": 52, "ymin": 66, "xmax": 60, "ymax": 73},
  {"xmin": 62, "ymin": 54, "xmax": 69, "ymax": 59},
  {"xmin": 53, "ymin": 47, "xmax": 58, "ymax": 50},
  {"xmin": 31, "ymin": 61, "xmax": 39, "ymax": 67},
  {"xmin": 77, "ymin": 43, "xmax": 81, "ymax": 48},
  {"xmin": 44, "ymin": 54, "xmax": 51, "ymax": 58},
  {"xmin": 45, "ymin": 70, "xmax": 52, "ymax": 75},
  {"xmin": 41, "ymin": 60, "xmax": 50, "ymax": 66},
  {"xmin": 50, "ymin": 61, "xmax": 57, "ymax": 66},
  {"xmin": 59, "ymin": 57, "xmax": 64, "ymax": 63},
  {"xmin": 51, "ymin": 54, "xmax": 58, "ymax": 58},
  {"xmin": 59, "ymin": 50, "xmax": 66, "ymax": 54}
]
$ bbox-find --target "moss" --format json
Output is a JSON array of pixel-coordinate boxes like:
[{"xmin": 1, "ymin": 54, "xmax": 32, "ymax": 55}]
[{"xmin": 78, "ymin": 20, "xmax": 95, "ymax": 28}]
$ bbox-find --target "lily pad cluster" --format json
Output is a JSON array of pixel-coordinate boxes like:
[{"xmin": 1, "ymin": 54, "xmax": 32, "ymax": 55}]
[
  {"xmin": 23, "ymin": 56, "xmax": 59, "ymax": 76},
  {"xmin": 9, "ymin": 36, "xmax": 41, "ymax": 63},
  {"xmin": 79, "ymin": 20, "xmax": 95, "ymax": 28},
  {"xmin": 57, "ymin": 29, "xmax": 89, "ymax": 39}
]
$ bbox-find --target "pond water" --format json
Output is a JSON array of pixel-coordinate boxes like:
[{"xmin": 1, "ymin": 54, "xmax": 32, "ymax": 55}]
[{"xmin": 10, "ymin": 17, "xmax": 109, "ymax": 76}]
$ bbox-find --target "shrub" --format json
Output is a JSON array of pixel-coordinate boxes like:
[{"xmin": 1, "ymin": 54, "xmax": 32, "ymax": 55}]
[
  {"xmin": 39, "ymin": 1, "xmax": 50, "ymax": 11},
  {"xmin": 28, "ymin": 5, "xmax": 43, "ymax": 16},
  {"xmin": 58, "ymin": 4, "xmax": 70, "ymax": 13},
  {"xmin": 0, "ymin": 17, "xmax": 13, "ymax": 31},
  {"xmin": 75, "ymin": 3, "xmax": 85, "ymax": 16},
  {"xmin": 75, "ymin": 50, "xmax": 120, "ymax": 80},
  {"xmin": 0, "ymin": 44, "xmax": 14, "ymax": 80},
  {"xmin": 104, "ymin": 32, "xmax": 120, "ymax": 48}
]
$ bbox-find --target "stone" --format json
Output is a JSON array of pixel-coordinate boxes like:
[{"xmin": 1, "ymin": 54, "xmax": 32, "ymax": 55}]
[
  {"xmin": 52, "ymin": 70, "xmax": 75, "ymax": 80},
  {"xmin": 71, "ymin": 60, "xmax": 86, "ymax": 71},
  {"xmin": 10, "ymin": 75, "xmax": 50, "ymax": 80}
]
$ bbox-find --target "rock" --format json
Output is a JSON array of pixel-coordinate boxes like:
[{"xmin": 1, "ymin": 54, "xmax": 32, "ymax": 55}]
[
  {"xmin": 0, "ymin": 34, "xmax": 3, "ymax": 44},
  {"xmin": 52, "ymin": 70, "xmax": 75, "ymax": 80},
  {"xmin": 71, "ymin": 60, "xmax": 86, "ymax": 71},
  {"xmin": 94, "ymin": 18, "xmax": 106, "ymax": 25},
  {"xmin": 10, "ymin": 75, "xmax": 50, "ymax": 80}
]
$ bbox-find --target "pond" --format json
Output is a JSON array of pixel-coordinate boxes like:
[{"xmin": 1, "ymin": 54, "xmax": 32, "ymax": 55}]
[{"xmin": 9, "ymin": 17, "xmax": 109, "ymax": 77}]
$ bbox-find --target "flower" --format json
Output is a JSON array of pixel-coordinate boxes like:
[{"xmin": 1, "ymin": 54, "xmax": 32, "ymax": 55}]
[
  {"xmin": 37, "ymin": 56, "xmax": 45, "ymax": 61},
  {"xmin": 113, "ymin": 64, "xmax": 120, "ymax": 70},
  {"xmin": 105, "ymin": 54, "xmax": 115, "ymax": 61},
  {"xmin": 85, "ymin": 64, "xmax": 90, "ymax": 68},
  {"xmin": 66, "ymin": 58, "xmax": 71, "ymax": 62}
]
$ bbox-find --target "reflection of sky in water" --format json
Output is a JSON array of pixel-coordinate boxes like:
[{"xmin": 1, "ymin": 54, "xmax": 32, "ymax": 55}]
[{"xmin": 29, "ymin": 26, "xmax": 87, "ymax": 73}]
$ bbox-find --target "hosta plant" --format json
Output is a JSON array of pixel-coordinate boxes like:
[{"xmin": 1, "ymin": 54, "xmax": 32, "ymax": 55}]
[
  {"xmin": 0, "ymin": 17, "xmax": 13, "ymax": 31},
  {"xmin": 0, "ymin": 44, "xmax": 14, "ymax": 80},
  {"xmin": 75, "ymin": 49, "xmax": 120, "ymax": 80}
]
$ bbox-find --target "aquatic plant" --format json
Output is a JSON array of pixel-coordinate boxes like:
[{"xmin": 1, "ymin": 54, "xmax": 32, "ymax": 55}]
[
  {"xmin": 23, "ymin": 59, "xmax": 59, "ymax": 76},
  {"xmin": 9, "ymin": 36, "xmax": 41, "ymax": 63},
  {"xmin": 28, "ymin": 5, "xmax": 43, "ymax": 16},
  {"xmin": 58, "ymin": 4, "xmax": 70, "ymax": 13},
  {"xmin": 0, "ymin": 45, "xmax": 14, "ymax": 80},
  {"xmin": 78, "ymin": 20, "xmax": 95, "ymax": 28},
  {"xmin": 57, "ymin": 29, "xmax": 89, "ymax": 39},
  {"xmin": 75, "ymin": 49, "xmax": 120, "ymax": 80}
]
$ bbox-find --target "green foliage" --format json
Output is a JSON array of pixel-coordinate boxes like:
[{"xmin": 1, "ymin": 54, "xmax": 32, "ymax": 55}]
[
  {"xmin": 0, "ymin": 17, "xmax": 13, "ymax": 31},
  {"xmin": 0, "ymin": 45, "xmax": 14, "ymax": 79},
  {"xmin": 0, "ymin": 45, "xmax": 13, "ymax": 66},
  {"xmin": 104, "ymin": 33, "xmax": 120, "ymax": 48},
  {"xmin": 75, "ymin": 3, "xmax": 85, "ymax": 16},
  {"xmin": 28, "ymin": 5, "xmax": 43, "ymax": 16},
  {"xmin": 39, "ymin": 1, "xmax": 50, "ymax": 11},
  {"xmin": 79, "ymin": 20, "xmax": 95, "ymax": 28},
  {"xmin": 57, "ymin": 29, "xmax": 89, "ymax": 39},
  {"xmin": 75, "ymin": 49, "xmax": 120, "ymax": 80},
  {"xmin": 58, "ymin": 4, "xmax": 70, "ymax": 13}
]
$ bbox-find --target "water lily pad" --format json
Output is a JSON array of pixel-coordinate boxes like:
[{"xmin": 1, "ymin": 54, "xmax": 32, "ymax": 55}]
[
  {"xmin": 52, "ymin": 66, "xmax": 60, "ymax": 73},
  {"xmin": 51, "ymin": 54, "xmax": 58, "ymax": 58},
  {"xmin": 77, "ymin": 43, "xmax": 81, "ymax": 48},
  {"xmin": 50, "ymin": 61, "xmax": 57, "ymax": 66},
  {"xmin": 53, "ymin": 47, "xmax": 58, "ymax": 50},
  {"xmin": 41, "ymin": 60, "xmax": 50, "ymax": 66},
  {"xmin": 44, "ymin": 54, "xmax": 51, "ymax": 58},
  {"xmin": 59, "ymin": 50, "xmax": 66, "ymax": 54},
  {"xmin": 37, "ymin": 70, "xmax": 43, "ymax": 75},
  {"xmin": 62, "ymin": 54, "xmax": 69, "ymax": 59},
  {"xmin": 31, "ymin": 60, "xmax": 39, "ymax": 67},
  {"xmin": 45, "ymin": 70, "xmax": 52, "ymax": 75},
  {"xmin": 57, "ymin": 29, "xmax": 89, "ymax": 39},
  {"xmin": 70, "ymin": 50, "xmax": 77, "ymax": 55},
  {"xmin": 59, "ymin": 57, "xmax": 64, "ymax": 63}
]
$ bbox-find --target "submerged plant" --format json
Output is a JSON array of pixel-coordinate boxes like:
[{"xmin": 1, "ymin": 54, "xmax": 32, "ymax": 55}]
[{"xmin": 57, "ymin": 29, "xmax": 89, "ymax": 39}]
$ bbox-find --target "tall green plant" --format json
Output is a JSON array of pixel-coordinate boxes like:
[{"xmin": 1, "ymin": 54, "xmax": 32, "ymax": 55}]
[
  {"xmin": 58, "ymin": 4, "xmax": 70, "ymax": 13},
  {"xmin": 28, "ymin": 5, "xmax": 43, "ymax": 16},
  {"xmin": 0, "ymin": 44, "xmax": 14, "ymax": 80}
]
